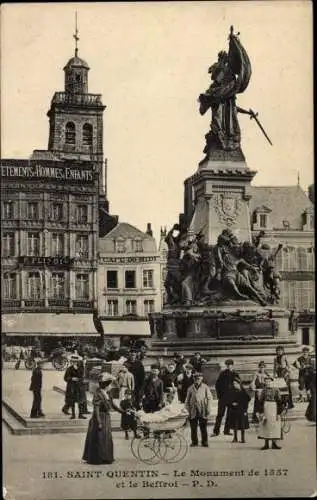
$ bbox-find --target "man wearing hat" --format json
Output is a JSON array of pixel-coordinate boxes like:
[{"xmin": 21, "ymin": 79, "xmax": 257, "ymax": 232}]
[
  {"xmin": 212, "ymin": 359, "xmax": 240, "ymax": 437},
  {"xmin": 141, "ymin": 365, "xmax": 164, "ymax": 413},
  {"xmin": 29, "ymin": 358, "xmax": 45, "ymax": 418},
  {"xmin": 62, "ymin": 354, "xmax": 86, "ymax": 420},
  {"xmin": 125, "ymin": 351, "xmax": 145, "ymax": 410},
  {"xmin": 185, "ymin": 372, "xmax": 212, "ymax": 447},
  {"xmin": 177, "ymin": 363, "xmax": 194, "ymax": 403},
  {"xmin": 293, "ymin": 347, "xmax": 314, "ymax": 401}
]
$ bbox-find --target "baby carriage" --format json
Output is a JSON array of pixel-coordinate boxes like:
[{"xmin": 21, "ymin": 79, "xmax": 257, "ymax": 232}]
[{"xmin": 130, "ymin": 411, "xmax": 188, "ymax": 464}]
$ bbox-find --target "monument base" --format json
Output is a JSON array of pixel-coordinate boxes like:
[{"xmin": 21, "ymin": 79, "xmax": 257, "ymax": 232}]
[{"xmin": 148, "ymin": 304, "xmax": 300, "ymax": 383}]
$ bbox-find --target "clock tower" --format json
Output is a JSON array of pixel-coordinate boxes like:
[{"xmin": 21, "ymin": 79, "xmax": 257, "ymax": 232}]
[{"xmin": 47, "ymin": 32, "xmax": 108, "ymax": 210}]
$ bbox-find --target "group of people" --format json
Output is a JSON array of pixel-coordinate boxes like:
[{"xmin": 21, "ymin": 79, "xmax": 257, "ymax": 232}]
[{"xmin": 26, "ymin": 344, "xmax": 315, "ymax": 464}]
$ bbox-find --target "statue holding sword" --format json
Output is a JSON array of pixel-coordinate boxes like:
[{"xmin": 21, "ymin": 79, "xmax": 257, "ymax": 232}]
[{"xmin": 198, "ymin": 26, "xmax": 272, "ymax": 157}]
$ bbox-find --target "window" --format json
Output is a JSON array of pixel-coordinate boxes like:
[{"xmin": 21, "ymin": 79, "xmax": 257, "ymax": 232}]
[
  {"xmin": 51, "ymin": 203, "xmax": 63, "ymax": 221},
  {"xmin": 51, "ymin": 233, "xmax": 64, "ymax": 256},
  {"xmin": 135, "ymin": 240, "xmax": 143, "ymax": 252},
  {"xmin": 107, "ymin": 270, "xmax": 118, "ymax": 289},
  {"xmin": 2, "ymin": 232, "xmax": 15, "ymax": 257},
  {"xmin": 75, "ymin": 235, "xmax": 89, "ymax": 258},
  {"xmin": 308, "ymin": 215, "xmax": 314, "ymax": 229},
  {"xmin": 75, "ymin": 74, "xmax": 81, "ymax": 83},
  {"xmin": 144, "ymin": 299, "xmax": 155, "ymax": 315},
  {"xmin": 75, "ymin": 273, "xmax": 89, "ymax": 299},
  {"xmin": 116, "ymin": 239, "xmax": 126, "ymax": 253},
  {"xmin": 3, "ymin": 273, "xmax": 17, "ymax": 299},
  {"xmin": 107, "ymin": 299, "xmax": 118, "ymax": 316},
  {"xmin": 83, "ymin": 124, "xmax": 93, "ymax": 146},
  {"xmin": 125, "ymin": 270, "xmax": 136, "ymax": 289},
  {"xmin": 3, "ymin": 202, "xmax": 13, "ymax": 219},
  {"xmin": 65, "ymin": 122, "xmax": 76, "ymax": 145},
  {"xmin": 259, "ymin": 214, "xmax": 267, "ymax": 228},
  {"xmin": 51, "ymin": 272, "xmax": 65, "ymax": 299},
  {"xmin": 27, "ymin": 233, "xmax": 40, "ymax": 256},
  {"xmin": 143, "ymin": 269, "xmax": 154, "ymax": 288},
  {"xmin": 27, "ymin": 202, "xmax": 39, "ymax": 220},
  {"xmin": 27, "ymin": 272, "xmax": 42, "ymax": 299},
  {"xmin": 76, "ymin": 205, "xmax": 88, "ymax": 224},
  {"xmin": 297, "ymin": 247, "xmax": 308, "ymax": 271},
  {"xmin": 126, "ymin": 300, "xmax": 137, "ymax": 315}
]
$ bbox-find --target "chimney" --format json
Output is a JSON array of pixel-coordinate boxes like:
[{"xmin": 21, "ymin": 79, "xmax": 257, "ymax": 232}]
[{"xmin": 146, "ymin": 223, "xmax": 153, "ymax": 237}]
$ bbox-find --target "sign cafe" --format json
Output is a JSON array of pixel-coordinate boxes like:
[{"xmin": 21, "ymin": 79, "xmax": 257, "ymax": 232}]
[
  {"xmin": 1, "ymin": 164, "xmax": 93, "ymax": 182},
  {"xmin": 101, "ymin": 256, "xmax": 158, "ymax": 264}
]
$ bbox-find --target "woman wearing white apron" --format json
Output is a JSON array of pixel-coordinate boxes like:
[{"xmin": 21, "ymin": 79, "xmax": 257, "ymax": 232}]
[{"xmin": 256, "ymin": 377, "xmax": 283, "ymax": 450}]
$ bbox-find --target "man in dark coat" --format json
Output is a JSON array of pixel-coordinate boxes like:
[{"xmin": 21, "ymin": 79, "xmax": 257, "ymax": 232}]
[
  {"xmin": 190, "ymin": 352, "xmax": 207, "ymax": 374},
  {"xmin": 211, "ymin": 359, "xmax": 240, "ymax": 437},
  {"xmin": 178, "ymin": 363, "xmax": 194, "ymax": 403},
  {"xmin": 125, "ymin": 351, "xmax": 145, "ymax": 409},
  {"xmin": 141, "ymin": 365, "xmax": 164, "ymax": 413},
  {"xmin": 29, "ymin": 359, "xmax": 45, "ymax": 418},
  {"xmin": 161, "ymin": 361, "xmax": 178, "ymax": 393},
  {"xmin": 62, "ymin": 355, "xmax": 86, "ymax": 420}
]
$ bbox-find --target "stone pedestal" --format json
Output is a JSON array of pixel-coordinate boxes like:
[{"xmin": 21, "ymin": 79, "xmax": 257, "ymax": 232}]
[
  {"xmin": 183, "ymin": 151, "xmax": 256, "ymax": 245},
  {"xmin": 149, "ymin": 304, "xmax": 300, "ymax": 382}
]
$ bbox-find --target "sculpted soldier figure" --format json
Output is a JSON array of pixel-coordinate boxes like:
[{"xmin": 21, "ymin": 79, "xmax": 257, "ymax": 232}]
[
  {"xmin": 180, "ymin": 237, "xmax": 201, "ymax": 305},
  {"xmin": 164, "ymin": 224, "xmax": 183, "ymax": 304},
  {"xmin": 216, "ymin": 230, "xmax": 267, "ymax": 306}
]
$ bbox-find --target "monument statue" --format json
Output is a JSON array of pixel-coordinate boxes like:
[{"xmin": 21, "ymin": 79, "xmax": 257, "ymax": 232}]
[
  {"xmin": 163, "ymin": 224, "xmax": 283, "ymax": 308},
  {"xmin": 152, "ymin": 26, "xmax": 296, "ymax": 370},
  {"xmin": 199, "ymin": 26, "xmax": 272, "ymax": 158}
]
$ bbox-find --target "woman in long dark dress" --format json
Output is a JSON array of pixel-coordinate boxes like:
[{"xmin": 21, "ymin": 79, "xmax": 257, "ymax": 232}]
[
  {"xmin": 227, "ymin": 378, "xmax": 251, "ymax": 443},
  {"xmin": 305, "ymin": 368, "xmax": 316, "ymax": 423},
  {"xmin": 83, "ymin": 373, "xmax": 123, "ymax": 465}
]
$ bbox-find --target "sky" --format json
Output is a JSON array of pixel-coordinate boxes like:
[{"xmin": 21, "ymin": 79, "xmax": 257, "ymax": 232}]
[{"xmin": 1, "ymin": 1, "xmax": 314, "ymax": 242}]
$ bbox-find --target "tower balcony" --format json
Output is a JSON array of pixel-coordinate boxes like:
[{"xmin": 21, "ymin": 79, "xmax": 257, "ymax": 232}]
[{"xmin": 50, "ymin": 92, "xmax": 104, "ymax": 108}]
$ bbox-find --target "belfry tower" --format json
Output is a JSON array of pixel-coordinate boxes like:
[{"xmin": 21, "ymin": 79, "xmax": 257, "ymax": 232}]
[{"xmin": 46, "ymin": 16, "xmax": 108, "ymax": 210}]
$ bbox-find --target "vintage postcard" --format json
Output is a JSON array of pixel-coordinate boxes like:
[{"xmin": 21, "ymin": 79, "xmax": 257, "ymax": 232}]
[{"xmin": 1, "ymin": 2, "xmax": 315, "ymax": 499}]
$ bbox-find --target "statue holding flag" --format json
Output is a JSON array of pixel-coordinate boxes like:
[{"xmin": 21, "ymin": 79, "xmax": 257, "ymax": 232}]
[{"xmin": 199, "ymin": 26, "xmax": 272, "ymax": 157}]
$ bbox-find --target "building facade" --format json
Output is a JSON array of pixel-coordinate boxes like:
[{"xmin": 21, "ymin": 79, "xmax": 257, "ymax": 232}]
[
  {"xmin": 98, "ymin": 222, "xmax": 161, "ymax": 344},
  {"xmin": 1, "ymin": 47, "xmax": 108, "ymax": 348},
  {"xmin": 249, "ymin": 185, "xmax": 315, "ymax": 346}
]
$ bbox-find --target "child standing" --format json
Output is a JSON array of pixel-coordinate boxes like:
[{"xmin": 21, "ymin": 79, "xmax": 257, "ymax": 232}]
[
  {"xmin": 119, "ymin": 389, "xmax": 138, "ymax": 440},
  {"xmin": 227, "ymin": 377, "xmax": 251, "ymax": 443}
]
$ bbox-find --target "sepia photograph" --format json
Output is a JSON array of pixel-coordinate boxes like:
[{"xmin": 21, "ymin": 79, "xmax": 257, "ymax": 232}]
[{"xmin": 1, "ymin": 2, "xmax": 315, "ymax": 499}]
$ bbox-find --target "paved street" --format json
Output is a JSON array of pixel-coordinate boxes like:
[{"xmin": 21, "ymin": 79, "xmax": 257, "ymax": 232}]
[{"xmin": 2, "ymin": 364, "xmax": 316, "ymax": 499}]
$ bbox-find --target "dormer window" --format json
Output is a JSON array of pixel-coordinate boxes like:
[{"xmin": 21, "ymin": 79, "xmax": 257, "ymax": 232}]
[
  {"xmin": 259, "ymin": 214, "xmax": 267, "ymax": 228},
  {"xmin": 252, "ymin": 205, "xmax": 272, "ymax": 230},
  {"xmin": 115, "ymin": 238, "xmax": 126, "ymax": 253},
  {"xmin": 302, "ymin": 208, "xmax": 314, "ymax": 231},
  {"xmin": 135, "ymin": 239, "xmax": 143, "ymax": 253}
]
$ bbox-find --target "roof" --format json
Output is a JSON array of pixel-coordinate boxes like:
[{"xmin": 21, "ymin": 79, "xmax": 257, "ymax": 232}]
[
  {"xmin": 100, "ymin": 222, "xmax": 153, "ymax": 241},
  {"xmin": 30, "ymin": 150, "xmax": 62, "ymax": 161},
  {"xmin": 249, "ymin": 186, "xmax": 313, "ymax": 230},
  {"xmin": 63, "ymin": 56, "xmax": 89, "ymax": 70}
]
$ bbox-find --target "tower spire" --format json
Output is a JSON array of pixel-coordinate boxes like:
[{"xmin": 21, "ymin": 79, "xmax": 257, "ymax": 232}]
[
  {"xmin": 297, "ymin": 170, "xmax": 300, "ymax": 187},
  {"xmin": 73, "ymin": 11, "xmax": 79, "ymax": 57}
]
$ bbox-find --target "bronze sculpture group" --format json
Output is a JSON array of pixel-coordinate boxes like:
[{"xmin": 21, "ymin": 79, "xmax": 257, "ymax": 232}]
[{"xmin": 164, "ymin": 225, "xmax": 282, "ymax": 308}]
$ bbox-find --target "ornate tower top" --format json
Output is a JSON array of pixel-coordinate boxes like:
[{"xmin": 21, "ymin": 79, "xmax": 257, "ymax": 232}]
[{"xmin": 63, "ymin": 12, "xmax": 90, "ymax": 94}]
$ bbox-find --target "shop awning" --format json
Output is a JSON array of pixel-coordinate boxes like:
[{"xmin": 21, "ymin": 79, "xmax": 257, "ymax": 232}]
[
  {"xmin": 2, "ymin": 313, "xmax": 98, "ymax": 336},
  {"xmin": 101, "ymin": 320, "xmax": 150, "ymax": 337}
]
